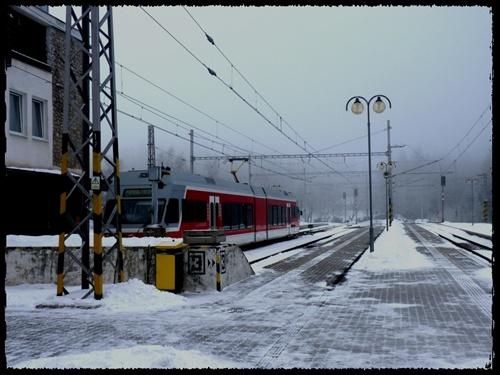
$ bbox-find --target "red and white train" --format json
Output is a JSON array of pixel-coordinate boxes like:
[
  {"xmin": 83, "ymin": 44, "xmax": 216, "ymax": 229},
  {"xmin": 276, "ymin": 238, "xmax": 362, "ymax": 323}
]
[{"xmin": 103, "ymin": 167, "xmax": 301, "ymax": 245}]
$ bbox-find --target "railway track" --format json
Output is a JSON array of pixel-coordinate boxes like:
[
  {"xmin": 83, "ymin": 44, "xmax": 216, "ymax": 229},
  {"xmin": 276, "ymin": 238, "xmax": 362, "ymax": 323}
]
[
  {"xmin": 245, "ymin": 226, "xmax": 357, "ymax": 266},
  {"xmin": 418, "ymin": 223, "xmax": 492, "ymax": 264},
  {"xmin": 246, "ymin": 220, "xmax": 492, "ymax": 273},
  {"xmin": 437, "ymin": 232, "xmax": 492, "ymax": 263},
  {"xmin": 438, "ymin": 223, "xmax": 492, "ymax": 241}
]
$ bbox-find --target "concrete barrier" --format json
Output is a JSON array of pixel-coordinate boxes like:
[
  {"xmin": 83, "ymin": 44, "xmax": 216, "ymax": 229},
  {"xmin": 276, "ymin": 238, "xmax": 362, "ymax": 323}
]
[
  {"xmin": 156, "ymin": 241, "xmax": 255, "ymax": 293},
  {"xmin": 5, "ymin": 246, "xmax": 155, "ymax": 286},
  {"xmin": 5, "ymin": 242, "xmax": 255, "ymax": 293}
]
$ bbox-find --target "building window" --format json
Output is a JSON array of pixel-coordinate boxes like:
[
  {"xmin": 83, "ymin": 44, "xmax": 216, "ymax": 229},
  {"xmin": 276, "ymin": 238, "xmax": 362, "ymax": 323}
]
[
  {"xmin": 32, "ymin": 99, "xmax": 45, "ymax": 138},
  {"xmin": 9, "ymin": 92, "xmax": 23, "ymax": 134}
]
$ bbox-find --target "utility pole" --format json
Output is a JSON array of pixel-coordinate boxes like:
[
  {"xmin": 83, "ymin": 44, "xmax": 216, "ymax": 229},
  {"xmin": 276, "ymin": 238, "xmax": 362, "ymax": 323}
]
[
  {"xmin": 58, "ymin": 6, "xmax": 123, "ymax": 300},
  {"xmin": 303, "ymin": 168, "xmax": 307, "ymax": 222},
  {"xmin": 387, "ymin": 120, "xmax": 393, "ymax": 225},
  {"xmin": 478, "ymin": 172, "xmax": 488, "ymax": 222},
  {"xmin": 441, "ymin": 175, "xmax": 446, "ymax": 222},
  {"xmin": 147, "ymin": 125, "xmax": 155, "ymax": 168},
  {"xmin": 354, "ymin": 187, "xmax": 358, "ymax": 224},
  {"xmin": 343, "ymin": 192, "xmax": 346, "ymax": 224},
  {"xmin": 465, "ymin": 178, "xmax": 478, "ymax": 225},
  {"xmin": 147, "ymin": 125, "xmax": 159, "ymax": 225},
  {"xmin": 190, "ymin": 129, "xmax": 194, "ymax": 174}
]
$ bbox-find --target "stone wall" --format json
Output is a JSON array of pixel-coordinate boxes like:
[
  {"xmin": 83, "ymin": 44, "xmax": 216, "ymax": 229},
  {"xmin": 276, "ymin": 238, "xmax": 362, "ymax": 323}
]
[{"xmin": 46, "ymin": 22, "xmax": 83, "ymax": 171}]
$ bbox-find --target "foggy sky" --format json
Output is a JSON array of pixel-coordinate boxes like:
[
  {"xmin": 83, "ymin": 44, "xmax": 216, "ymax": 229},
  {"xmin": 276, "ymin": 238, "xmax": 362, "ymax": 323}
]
[{"xmin": 48, "ymin": 5, "xmax": 492, "ymax": 187}]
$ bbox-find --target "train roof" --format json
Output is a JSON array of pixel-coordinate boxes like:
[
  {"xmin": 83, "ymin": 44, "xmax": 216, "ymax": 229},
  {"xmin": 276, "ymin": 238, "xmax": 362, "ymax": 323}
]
[{"xmin": 120, "ymin": 169, "xmax": 296, "ymax": 201}]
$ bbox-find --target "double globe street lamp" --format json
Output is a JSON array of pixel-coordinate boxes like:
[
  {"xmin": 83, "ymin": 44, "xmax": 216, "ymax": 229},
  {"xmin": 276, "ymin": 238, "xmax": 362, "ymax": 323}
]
[{"xmin": 346, "ymin": 95, "xmax": 391, "ymax": 253}]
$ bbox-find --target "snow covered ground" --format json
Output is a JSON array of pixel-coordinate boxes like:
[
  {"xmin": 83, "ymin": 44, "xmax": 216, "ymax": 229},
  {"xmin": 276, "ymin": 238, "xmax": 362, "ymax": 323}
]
[{"xmin": 5, "ymin": 220, "xmax": 493, "ymax": 369}]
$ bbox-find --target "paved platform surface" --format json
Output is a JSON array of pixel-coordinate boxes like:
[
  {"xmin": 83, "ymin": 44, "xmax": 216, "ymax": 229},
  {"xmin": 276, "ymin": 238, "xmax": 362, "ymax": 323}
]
[
  {"xmin": 249, "ymin": 224, "xmax": 492, "ymax": 368},
  {"xmin": 6, "ymin": 224, "xmax": 493, "ymax": 369}
]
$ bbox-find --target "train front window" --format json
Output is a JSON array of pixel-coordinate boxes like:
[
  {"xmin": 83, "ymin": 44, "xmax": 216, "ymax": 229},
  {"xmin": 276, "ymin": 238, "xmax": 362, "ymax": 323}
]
[{"xmin": 121, "ymin": 199, "xmax": 166, "ymax": 224}]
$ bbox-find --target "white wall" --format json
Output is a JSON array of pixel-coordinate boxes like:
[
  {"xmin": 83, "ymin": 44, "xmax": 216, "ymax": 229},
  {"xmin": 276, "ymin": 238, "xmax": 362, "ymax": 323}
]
[{"xmin": 6, "ymin": 58, "xmax": 55, "ymax": 170}]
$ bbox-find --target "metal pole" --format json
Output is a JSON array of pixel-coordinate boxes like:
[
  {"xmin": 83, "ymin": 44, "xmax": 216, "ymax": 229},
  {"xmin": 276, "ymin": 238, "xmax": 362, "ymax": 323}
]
[
  {"xmin": 471, "ymin": 181, "xmax": 474, "ymax": 226},
  {"xmin": 354, "ymin": 187, "xmax": 358, "ymax": 224},
  {"xmin": 441, "ymin": 184, "xmax": 445, "ymax": 222},
  {"xmin": 343, "ymin": 192, "xmax": 346, "ymax": 223},
  {"xmin": 465, "ymin": 178, "xmax": 478, "ymax": 225},
  {"xmin": 190, "ymin": 129, "xmax": 194, "ymax": 174},
  {"xmin": 346, "ymin": 95, "xmax": 391, "ymax": 253},
  {"xmin": 367, "ymin": 109, "xmax": 374, "ymax": 252},
  {"xmin": 385, "ymin": 176, "xmax": 388, "ymax": 231},
  {"xmin": 387, "ymin": 120, "xmax": 393, "ymax": 226},
  {"xmin": 248, "ymin": 155, "xmax": 252, "ymax": 185}
]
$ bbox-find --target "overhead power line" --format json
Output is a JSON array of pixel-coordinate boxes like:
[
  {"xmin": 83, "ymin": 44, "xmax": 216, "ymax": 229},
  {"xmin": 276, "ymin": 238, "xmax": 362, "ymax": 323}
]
[
  {"xmin": 116, "ymin": 62, "xmax": 284, "ymax": 156},
  {"xmin": 139, "ymin": 6, "xmax": 357, "ymax": 184},
  {"xmin": 141, "ymin": 7, "xmax": 340, "ymax": 169},
  {"xmin": 182, "ymin": 6, "xmax": 315, "ymax": 154}
]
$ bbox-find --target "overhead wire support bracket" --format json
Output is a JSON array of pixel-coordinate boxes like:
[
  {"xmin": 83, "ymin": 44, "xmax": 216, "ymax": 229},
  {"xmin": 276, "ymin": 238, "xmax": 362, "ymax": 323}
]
[{"xmin": 228, "ymin": 157, "xmax": 249, "ymax": 183}]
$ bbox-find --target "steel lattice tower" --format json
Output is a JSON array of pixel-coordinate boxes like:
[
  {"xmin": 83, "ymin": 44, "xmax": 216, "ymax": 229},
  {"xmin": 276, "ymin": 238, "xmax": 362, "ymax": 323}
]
[{"xmin": 57, "ymin": 5, "xmax": 123, "ymax": 300}]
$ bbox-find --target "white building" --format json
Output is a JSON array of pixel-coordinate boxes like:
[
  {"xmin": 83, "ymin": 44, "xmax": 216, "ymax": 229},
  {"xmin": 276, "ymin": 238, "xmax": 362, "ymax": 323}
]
[
  {"xmin": 4, "ymin": 5, "xmax": 84, "ymax": 235},
  {"xmin": 7, "ymin": 57, "xmax": 54, "ymax": 169}
]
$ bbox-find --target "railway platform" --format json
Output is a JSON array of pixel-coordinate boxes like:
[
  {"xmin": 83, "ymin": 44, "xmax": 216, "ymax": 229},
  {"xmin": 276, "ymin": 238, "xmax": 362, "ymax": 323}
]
[
  {"xmin": 250, "ymin": 222, "xmax": 493, "ymax": 369},
  {"xmin": 6, "ymin": 221, "xmax": 493, "ymax": 369}
]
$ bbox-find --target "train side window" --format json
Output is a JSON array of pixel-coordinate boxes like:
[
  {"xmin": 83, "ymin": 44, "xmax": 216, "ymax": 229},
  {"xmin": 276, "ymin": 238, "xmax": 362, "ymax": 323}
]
[
  {"xmin": 238, "ymin": 203, "xmax": 245, "ymax": 229},
  {"xmin": 195, "ymin": 200, "xmax": 207, "ymax": 222},
  {"xmin": 182, "ymin": 199, "xmax": 195, "ymax": 223},
  {"xmin": 222, "ymin": 203, "xmax": 231, "ymax": 230},
  {"xmin": 270, "ymin": 205, "xmax": 278, "ymax": 226},
  {"xmin": 231, "ymin": 202, "xmax": 239, "ymax": 229},
  {"xmin": 165, "ymin": 198, "xmax": 179, "ymax": 224},
  {"xmin": 246, "ymin": 204, "xmax": 253, "ymax": 228}
]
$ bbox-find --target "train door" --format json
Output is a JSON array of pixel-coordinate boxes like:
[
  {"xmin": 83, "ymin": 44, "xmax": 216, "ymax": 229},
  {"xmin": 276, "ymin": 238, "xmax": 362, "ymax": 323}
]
[
  {"xmin": 286, "ymin": 203, "xmax": 292, "ymax": 235},
  {"xmin": 209, "ymin": 196, "xmax": 220, "ymax": 229}
]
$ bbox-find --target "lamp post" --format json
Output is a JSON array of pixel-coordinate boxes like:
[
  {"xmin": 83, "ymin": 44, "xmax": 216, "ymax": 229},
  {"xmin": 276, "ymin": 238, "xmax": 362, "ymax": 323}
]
[
  {"xmin": 346, "ymin": 95, "xmax": 391, "ymax": 252},
  {"xmin": 377, "ymin": 161, "xmax": 396, "ymax": 231}
]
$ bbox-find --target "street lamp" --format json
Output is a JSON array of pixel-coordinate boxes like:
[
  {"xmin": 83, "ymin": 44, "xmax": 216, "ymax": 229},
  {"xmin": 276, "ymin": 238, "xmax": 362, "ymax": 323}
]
[
  {"xmin": 377, "ymin": 161, "xmax": 396, "ymax": 231},
  {"xmin": 346, "ymin": 95, "xmax": 391, "ymax": 252}
]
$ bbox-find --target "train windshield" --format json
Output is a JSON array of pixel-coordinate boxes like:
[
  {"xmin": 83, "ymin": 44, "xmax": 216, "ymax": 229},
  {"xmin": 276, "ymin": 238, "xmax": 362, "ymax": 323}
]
[
  {"xmin": 122, "ymin": 199, "xmax": 166, "ymax": 224},
  {"xmin": 104, "ymin": 199, "xmax": 166, "ymax": 225}
]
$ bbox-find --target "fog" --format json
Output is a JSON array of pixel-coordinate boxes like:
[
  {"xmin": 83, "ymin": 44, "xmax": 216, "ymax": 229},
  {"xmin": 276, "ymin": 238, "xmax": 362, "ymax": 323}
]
[{"xmin": 49, "ymin": 5, "xmax": 493, "ymax": 223}]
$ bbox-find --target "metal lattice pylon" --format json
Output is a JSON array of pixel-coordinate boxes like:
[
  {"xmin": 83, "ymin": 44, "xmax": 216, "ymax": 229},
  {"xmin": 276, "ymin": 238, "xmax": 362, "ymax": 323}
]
[{"xmin": 57, "ymin": 5, "xmax": 123, "ymax": 300}]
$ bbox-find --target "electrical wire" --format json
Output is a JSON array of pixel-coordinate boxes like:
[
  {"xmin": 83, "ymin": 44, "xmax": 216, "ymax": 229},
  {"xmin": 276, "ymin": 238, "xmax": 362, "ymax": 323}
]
[
  {"xmin": 140, "ymin": 6, "xmax": 355, "ymax": 184},
  {"xmin": 116, "ymin": 62, "xmax": 284, "ymax": 156},
  {"xmin": 182, "ymin": 6, "xmax": 317, "ymax": 154}
]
